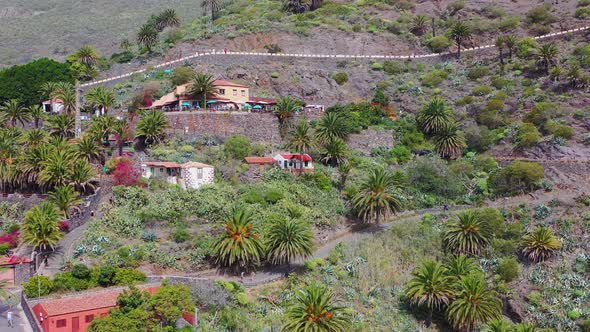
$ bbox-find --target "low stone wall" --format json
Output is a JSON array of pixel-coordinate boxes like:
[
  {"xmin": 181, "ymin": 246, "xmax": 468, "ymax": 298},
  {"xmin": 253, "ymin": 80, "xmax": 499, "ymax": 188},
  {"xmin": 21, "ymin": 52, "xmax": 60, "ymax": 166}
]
[{"xmin": 21, "ymin": 292, "xmax": 43, "ymax": 332}]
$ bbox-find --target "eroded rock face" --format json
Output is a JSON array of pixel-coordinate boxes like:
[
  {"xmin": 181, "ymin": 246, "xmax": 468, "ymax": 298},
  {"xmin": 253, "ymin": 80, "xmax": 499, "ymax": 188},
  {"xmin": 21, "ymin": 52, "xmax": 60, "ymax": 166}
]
[{"xmin": 0, "ymin": 7, "xmax": 29, "ymax": 18}]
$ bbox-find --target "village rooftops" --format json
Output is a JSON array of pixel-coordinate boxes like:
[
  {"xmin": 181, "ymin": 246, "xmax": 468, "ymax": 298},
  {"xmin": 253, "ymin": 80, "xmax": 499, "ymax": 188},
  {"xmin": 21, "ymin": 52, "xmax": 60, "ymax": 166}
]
[
  {"xmin": 244, "ymin": 156, "xmax": 276, "ymax": 164},
  {"xmin": 280, "ymin": 154, "xmax": 313, "ymax": 162},
  {"xmin": 143, "ymin": 161, "xmax": 213, "ymax": 169}
]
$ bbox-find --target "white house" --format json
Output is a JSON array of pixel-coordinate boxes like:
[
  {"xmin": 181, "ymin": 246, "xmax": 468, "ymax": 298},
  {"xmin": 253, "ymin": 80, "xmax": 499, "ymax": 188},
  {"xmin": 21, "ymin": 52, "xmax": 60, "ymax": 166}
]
[
  {"xmin": 141, "ymin": 161, "xmax": 214, "ymax": 189},
  {"xmin": 41, "ymin": 99, "xmax": 64, "ymax": 113},
  {"xmin": 273, "ymin": 154, "xmax": 314, "ymax": 173}
]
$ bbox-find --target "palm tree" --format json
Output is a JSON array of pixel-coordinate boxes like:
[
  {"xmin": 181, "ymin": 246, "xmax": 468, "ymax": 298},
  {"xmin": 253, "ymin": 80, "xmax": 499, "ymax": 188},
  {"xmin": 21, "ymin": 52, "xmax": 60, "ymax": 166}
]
[
  {"xmin": 352, "ymin": 167, "xmax": 404, "ymax": 224},
  {"xmin": 536, "ymin": 43, "xmax": 558, "ymax": 73},
  {"xmin": 46, "ymin": 114, "xmax": 75, "ymax": 138},
  {"xmin": 212, "ymin": 208, "xmax": 264, "ymax": 270},
  {"xmin": 411, "ymin": 15, "xmax": 429, "ymax": 36},
  {"xmin": 417, "ymin": 96, "xmax": 454, "ymax": 135},
  {"xmin": 406, "ymin": 260, "xmax": 454, "ymax": 326},
  {"xmin": 315, "ymin": 112, "xmax": 350, "ymax": 143},
  {"xmin": 201, "ymin": 0, "xmax": 223, "ymax": 27},
  {"xmin": 135, "ymin": 110, "xmax": 168, "ymax": 147},
  {"xmin": 69, "ymin": 159, "xmax": 96, "ymax": 193},
  {"xmin": 310, "ymin": 0, "xmax": 323, "ymax": 10},
  {"xmin": 113, "ymin": 119, "xmax": 133, "ymax": 156},
  {"xmin": 287, "ymin": 120, "xmax": 314, "ymax": 174},
  {"xmin": 88, "ymin": 115, "xmax": 116, "ymax": 144},
  {"xmin": 188, "ymin": 73, "xmax": 218, "ymax": 111},
  {"xmin": 513, "ymin": 323, "xmax": 537, "ymax": 332},
  {"xmin": 48, "ymin": 185, "xmax": 82, "ymax": 218},
  {"xmin": 38, "ymin": 148, "xmax": 74, "ymax": 188},
  {"xmin": 28, "ymin": 105, "xmax": 46, "ymax": 129},
  {"xmin": 503, "ymin": 35, "xmax": 517, "ymax": 59},
  {"xmin": 85, "ymin": 86, "xmax": 116, "ymax": 116},
  {"xmin": 495, "ymin": 36, "xmax": 506, "ymax": 65},
  {"xmin": 482, "ymin": 319, "xmax": 512, "ymax": 332},
  {"xmin": 320, "ymin": 137, "xmax": 347, "ymax": 167},
  {"xmin": 40, "ymin": 81, "xmax": 60, "ymax": 101},
  {"xmin": 137, "ymin": 23, "xmax": 159, "ymax": 52},
  {"xmin": 75, "ymin": 135, "xmax": 102, "ymax": 163},
  {"xmin": 274, "ymin": 96, "xmax": 299, "ymax": 138},
  {"xmin": 445, "ymin": 255, "xmax": 478, "ymax": 282},
  {"xmin": 449, "ymin": 21, "xmax": 472, "ymax": 58},
  {"xmin": 266, "ymin": 218, "xmax": 314, "ymax": 266},
  {"xmin": 0, "ymin": 99, "xmax": 31, "ymax": 127},
  {"xmin": 22, "ymin": 201, "xmax": 64, "ymax": 252},
  {"xmin": 18, "ymin": 142, "xmax": 51, "ymax": 189},
  {"xmin": 72, "ymin": 45, "xmax": 100, "ymax": 68},
  {"xmin": 443, "ymin": 211, "xmax": 491, "ymax": 256},
  {"xmin": 446, "ymin": 273, "xmax": 502, "ymax": 332},
  {"xmin": 52, "ymin": 83, "xmax": 77, "ymax": 115},
  {"xmin": 156, "ymin": 9, "xmax": 181, "ymax": 31},
  {"xmin": 337, "ymin": 161, "xmax": 352, "ymax": 190},
  {"xmin": 283, "ymin": 283, "xmax": 351, "ymax": 332},
  {"xmin": 21, "ymin": 129, "xmax": 48, "ymax": 147},
  {"xmin": 521, "ymin": 226, "xmax": 561, "ymax": 262},
  {"xmin": 283, "ymin": 0, "xmax": 309, "ymax": 14},
  {"xmin": 433, "ymin": 122, "xmax": 466, "ymax": 160}
]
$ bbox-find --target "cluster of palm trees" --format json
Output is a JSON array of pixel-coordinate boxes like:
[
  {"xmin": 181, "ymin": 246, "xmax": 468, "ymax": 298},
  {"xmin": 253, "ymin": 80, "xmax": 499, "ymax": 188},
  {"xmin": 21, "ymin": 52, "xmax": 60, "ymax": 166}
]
[
  {"xmin": 212, "ymin": 208, "xmax": 314, "ymax": 271},
  {"xmin": 417, "ymin": 96, "xmax": 466, "ymax": 159},
  {"xmin": 0, "ymin": 100, "xmax": 44, "ymax": 128},
  {"xmin": 137, "ymin": 9, "xmax": 181, "ymax": 52}
]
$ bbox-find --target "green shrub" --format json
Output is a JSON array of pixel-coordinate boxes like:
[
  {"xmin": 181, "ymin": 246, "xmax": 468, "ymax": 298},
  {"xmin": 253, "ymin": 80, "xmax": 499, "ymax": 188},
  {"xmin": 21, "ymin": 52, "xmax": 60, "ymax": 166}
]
[
  {"xmin": 53, "ymin": 272, "xmax": 92, "ymax": 292},
  {"xmin": 0, "ymin": 243, "xmax": 10, "ymax": 255},
  {"xmin": 525, "ymin": 102, "xmax": 559, "ymax": 127},
  {"xmin": 467, "ymin": 66, "xmax": 490, "ymax": 80},
  {"xmin": 264, "ymin": 189, "xmax": 284, "ymax": 204},
  {"xmin": 456, "ymin": 96, "xmax": 475, "ymax": 106},
  {"xmin": 491, "ymin": 76, "xmax": 511, "ymax": 89},
  {"xmin": 388, "ymin": 145, "xmax": 412, "ymax": 164},
  {"xmin": 516, "ymin": 122, "xmax": 542, "ymax": 148},
  {"xmin": 568, "ymin": 309, "xmax": 582, "ymax": 320},
  {"xmin": 170, "ymin": 66, "xmax": 195, "ymax": 86},
  {"xmin": 526, "ymin": 5, "xmax": 556, "ymax": 25},
  {"xmin": 421, "ymin": 69, "xmax": 448, "ymax": 87},
  {"xmin": 472, "ymin": 85, "xmax": 493, "ymax": 96},
  {"xmin": 113, "ymin": 268, "xmax": 146, "ymax": 285},
  {"xmin": 270, "ymin": 71, "xmax": 280, "ymax": 78},
  {"xmin": 173, "ymin": 228, "xmax": 190, "ymax": 243},
  {"xmin": 575, "ymin": 7, "xmax": 590, "ymax": 18},
  {"xmin": 517, "ymin": 37, "xmax": 539, "ymax": 58},
  {"xmin": 527, "ymin": 290, "xmax": 543, "ymax": 306},
  {"xmin": 497, "ymin": 258, "xmax": 520, "ymax": 282},
  {"xmin": 370, "ymin": 62, "xmax": 383, "ymax": 71},
  {"xmin": 492, "ymin": 238, "xmax": 519, "ymax": 257},
  {"xmin": 427, "ymin": 36, "xmax": 451, "ymax": 53},
  {"xmin": 332, "ymin": 72, "xmax": 349, "ymax": 85},
  {"xmin": 352, "ymin": 24, "xmax": 362, "ymax": 32},
  {"xmin": 97, "ymin": 266, "xmax": 117, "ymax": 287},
  {"xmin": 447, "ymin": 1, "xmax": 465, "ymax": 15},
  {"xmin": 224, "ymin": 135, "xmax": 251, "ymax": 160},
  {"xmin": 545, "ymin": 121, "xmax": 574, "ymax": 139},
  {"xmin": 235, "ymin": 292, "xmax": 249, "ymax": 306},
  {"xmin": 383, "ymin": 61, "xmax": 405, "ymax": 75},
  {"xmin": 579, "ymin": 0, "xmax": 590, "ymax": 6},
  {"xmin": 481, "ymin": 4, "xmax": 506, "ymax": 18},
  {"xmin": 498, "ymin": 16, "xmax": 520, "ymax": 31},
  {"xmin": 243, "ymin": 190, "xmax": 264, "ymax": 204},
  {"xmin": 492, "ymin": 161, "xmax": 544, "ymax": 194},
  {"xmin": 71, "ymin": 264, "xmax": 92, "ymax": 280},
  {"xmin": 582, "ymin": 319, "xmax": 590, "ymax": 332},
  {"xmin": 23, "ymin": 276, "xmax": 54, "ymax": 298}
]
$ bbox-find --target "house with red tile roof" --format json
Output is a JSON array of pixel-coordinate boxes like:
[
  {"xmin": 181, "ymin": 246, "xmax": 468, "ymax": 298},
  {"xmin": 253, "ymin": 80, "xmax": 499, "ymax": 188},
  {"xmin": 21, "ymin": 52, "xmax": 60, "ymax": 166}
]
[
  {"xmin": 274, "ymin": 153, "xmax": 314, "ymax": 173},
  {"xmin": 244, "ymin": 156, "xmax": 276, "ymax": 173},
  {"xmin": 31, "ymin": 284, "xmax": 159, "ymax": 332},
  {"xmin": 141, "ymin": 161, "xmax": 214, "ymax": 189}
]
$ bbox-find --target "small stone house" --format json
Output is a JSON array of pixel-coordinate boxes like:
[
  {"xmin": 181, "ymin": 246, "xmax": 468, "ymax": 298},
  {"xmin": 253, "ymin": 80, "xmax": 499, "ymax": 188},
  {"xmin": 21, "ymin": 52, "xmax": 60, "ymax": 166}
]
[
  {"xmin": 141, "ymin": 161, "xmax": 214, "ymax": 189},
  {"xmin": 244, "ymin": 156, "xmax": 276, "ymax": 173},
  {"xmin": 273, "ymin": 154, "xmax": 314, "ymax": 173}
]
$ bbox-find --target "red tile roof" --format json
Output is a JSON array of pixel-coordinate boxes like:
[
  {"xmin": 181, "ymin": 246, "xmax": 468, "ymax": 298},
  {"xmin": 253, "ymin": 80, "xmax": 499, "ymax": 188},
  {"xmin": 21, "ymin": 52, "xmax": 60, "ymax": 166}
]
[
  {"xmin": 181, "ymin": 162, "xmax": 214, "ymax": 169},
  {"xmin": 0, "ymin": 256, "xmax": 32, "ymax": 266},
  {"xmin": 213, "ymin": 80, "xmax": 248, "ymax": 88},
  {"xmin": 144, "ymin": 161, "xmax": 181, "ymax": 168},
  {"xmin": 244, "ymin": 157, "xmax": 276, "ymax": 164},
  {"xmin": 34, "ymin": 285, "xmax": 158, "ymax": 317},
  {"xmin": 248, "ymin": 97, "xmax": 277, "ymax": 105},
  {"xmin": 281, "ymin": 154, "xmax": 313, "ymax": 162}
]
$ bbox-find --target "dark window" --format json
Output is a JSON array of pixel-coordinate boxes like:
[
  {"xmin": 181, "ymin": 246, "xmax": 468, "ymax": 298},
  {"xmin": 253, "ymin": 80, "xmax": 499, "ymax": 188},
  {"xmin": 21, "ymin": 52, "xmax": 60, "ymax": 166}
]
[
  {"xmin": 159, "ymin": 168, "xmax": 164, "ymax": 173},
  {"xmin": 219, "ymin": 89, "xmax": 225, "ymax": 94},
  {"xmin": 283, "ymin": 160, "xmax": 288, "ymax": 168},
  {"xmin": 150, "ymin": 167, "xmax": 155, "ymax": 174},
  {"xmin": 85, "ymin": 314, "xmax": 94, "ymax": 323},
  {"xmin": 304, "ymin": 161, "xmax": 309, "ymax": 167},
  {"xmin": 56, "ymin": 319, "xmax": 67, "ymax": 327},
  {"xmin": 241, "ymin": 90, "xmax": 246, "ymax": 96},
  {"xmin": 233, "ymin": 89, "xmax": 237, "ymax": 96},
  {"xmin": 197, "ymin": 168, "xmax": 203, "ymax": 179}
]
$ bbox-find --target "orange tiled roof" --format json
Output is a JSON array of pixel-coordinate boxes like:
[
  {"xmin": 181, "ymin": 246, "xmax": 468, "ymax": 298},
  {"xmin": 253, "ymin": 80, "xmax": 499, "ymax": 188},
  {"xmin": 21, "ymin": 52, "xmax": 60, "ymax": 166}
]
[
  {"xmin": 244, "ymin": 157, "xmax": 275, "ymax": 164},
  {"xmin": 212, "ymin": 80, "xmax": 248, "ymax": 88}
]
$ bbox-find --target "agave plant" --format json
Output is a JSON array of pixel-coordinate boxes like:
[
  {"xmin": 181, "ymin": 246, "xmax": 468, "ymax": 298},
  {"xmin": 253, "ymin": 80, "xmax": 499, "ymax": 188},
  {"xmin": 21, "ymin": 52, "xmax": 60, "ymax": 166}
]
[
  {"xmin": 405, "ymin": 260, "xmax": 454, "ymax": 326},
  {"xmin": 521, "ymin": 226, "xmax": 561, "ymax": 262},
  {"xmin": 443, "ymin": 211, "xmax": 492, "ymax": 256},
  {"xmin": 283, "ymin": 282, "xmax": 351, "ymax": 332}
]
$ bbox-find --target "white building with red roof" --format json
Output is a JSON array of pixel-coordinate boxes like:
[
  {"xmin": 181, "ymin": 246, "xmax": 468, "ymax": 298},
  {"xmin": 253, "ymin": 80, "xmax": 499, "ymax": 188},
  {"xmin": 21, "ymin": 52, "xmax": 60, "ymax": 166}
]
[
  {"xmin": 141, "ymin": 161, "xmax": 214, "ymax": 189},
  {"xmin": 273, "ymin": 153, "xmax": 314, "ymax": 173}
]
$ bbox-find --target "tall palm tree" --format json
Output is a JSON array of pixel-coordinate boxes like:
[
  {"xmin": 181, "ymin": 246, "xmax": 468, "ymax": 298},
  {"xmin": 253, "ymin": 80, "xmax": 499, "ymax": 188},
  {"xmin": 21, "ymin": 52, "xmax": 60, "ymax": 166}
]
[
  {"xmin": 85, "ymin": 86, "xmax": 116, "ymax": 116},
  {"xmin": 536, "ymin": 43, "xmax": 558, "ymax": 73},
  {"xmin": 444, "ymin": 255, "xmax": 478, "ymax": 282},
  {"xmin": 417, "ymin": 96, "xmax": 454, "ymax": 135},
  {"xmin": 433, "ymin": 122, "xmax": 466, "ymax": 160},
  {"xmin": 521, "ymin": 226, "xmax": 561, "ymax": 262},
  {"xmin": 19, "ymin": 143, "xmax": 52, "ymax": 190},
  {"xmin": 0, "ymin": 99, "xmax": 31, "ymax": 127},
  {"xmin": 443, "ymin": 211, "xmax": 491, "ymax": 256},
  {"xmin": 449, "ymin": 21, "xmax": 472, "ymax": 58},
  {"xmin": 40, "ymin": 81, "xmax": 60, "ymax": 101},
  {"xmin": 503, "ymin": 35, "xmax": 517, "ymax": 59},
  {"xmin": 156, "ymin": 9, "xmax": 181, "ymax": 31},
  {"xmin": 320, "ymin": 137, "xmax": 347, "ymax": 167},
  {"xmin": 72, "ymin": 45, "xmax": 100, "ymax": 68},
  {"xmin": 28, "ymin": 105, "xmax": 46, "ymax": 129},
  {"xmin": 135, "ymin": 110, "xmax": 168, "ymax": 147},
  {"xmin": 315, "ymin": 112, "xmax": 350, "ymax": 143},
  {"xmin": 53, "ymin": 83, "xmax": 77, "ymax": 115},
  {"xmin": 212, "ymin": 208, "xmax": 264, "ymax": 270},
  {"xmin": 446, "ymin": 273, "xmax": 502, "ymax": 332},
  {"xmin": 201, "ymin": 0, "xmax": 223, "ymax": 27},
  {"xmin": 75, "ymin": 135, "xmax": 102, "ymax": 163},
  {"xmin": 188, "ymin": 73, "xmax": 218, "ymax": 111},
  {"xmin": 0, "ymin": 128, "xmax": 21, "ymax": 192},
  {"xmin": 88, "ymin": 115, "xmax": 116, "ymax": 143},
  {"xmin": 69, "ymin": 159, "xmax": 96, "ymax": 194},
  {"xmin": 283, "ymin": 283, "xmax": 351, "ymax": 332},
  {"xmin": 137, "ymin": 23, "xmax": 159, "ymax": 52},
  {"xmin": 266, "ymin": 218, "xmax": 314, "ymax": 266},
  {"xmin": 406, "ymin": 260, "xmax": 454, "ymax": 326},
  {"xmin": 274, "ymin": 96, "xmax": 299, "ymax": 138},
  {"xmin": 411, "ymin": 15, "xmax": 429, "ymax": 36},
  {"xmin": 38, "ymin": 148, "xmax": 75, "ymax": 188},
  {"xmin": 352, "ymin": 167, "xmax": 404, "ymax": 224},
  {"xmin": 495, "ymin": 36, "xmax": 506, "ymax": 65},
  {"xmin": 46, "ymin": 114, "xmax": 75, "ymax": 138},
  {"xmin": 48, "ymin": 185, "xmax": 82, "ymax": 218},
  {"xmin": 22, "ymin": 201, "xmax": 64, "ymax": 252},
  {"xmin": 112, "ymin": 119, "xmax": 133, "ymax": 156},
  {"xmin": 337, "ymin": 161, "xmax": 352, "ymax": 190},
  {"xmin": 287, "ymin": 120, "xmax": 314, "ymax": 174}
]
